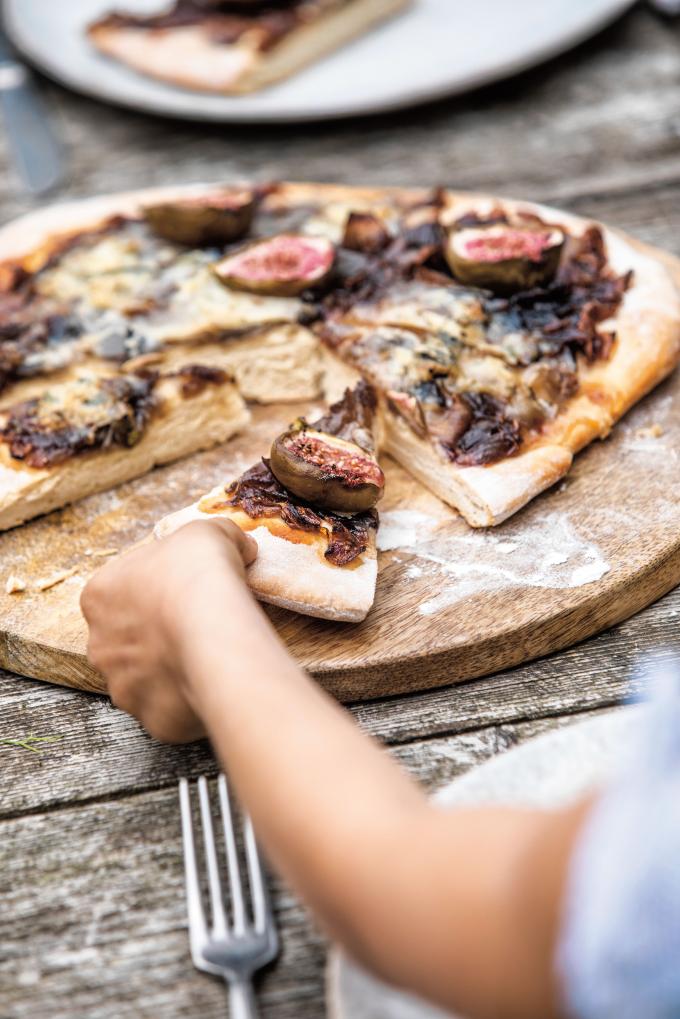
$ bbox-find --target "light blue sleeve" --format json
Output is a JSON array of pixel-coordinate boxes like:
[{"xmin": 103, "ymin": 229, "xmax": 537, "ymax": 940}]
[{"xmin": 557, "ymin": 665, "xmax": 680, "ymax": 1019}]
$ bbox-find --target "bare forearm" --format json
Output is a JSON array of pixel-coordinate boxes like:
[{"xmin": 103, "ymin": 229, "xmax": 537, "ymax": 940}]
[
  {"xmin": 181, "ymin": 583, "xmax": 425, "ymax": 914},
  {"xmin": 178, "ymin": 587, "xmax": 586, "ymax": 1019}
]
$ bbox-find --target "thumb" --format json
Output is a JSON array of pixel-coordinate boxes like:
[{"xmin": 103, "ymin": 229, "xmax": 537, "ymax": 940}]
[{"xmin": 202, "ymin": 516, "xmax": 259, "ymax": 566}]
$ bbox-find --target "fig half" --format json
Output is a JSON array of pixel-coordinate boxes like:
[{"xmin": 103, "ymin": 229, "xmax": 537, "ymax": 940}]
[
  {"xmin": 143, "ymin": 190, "xmax": 255, "ymax": 246},
  {"xmin": 213, "ymin": 233, "xmax": 335, "ymax": 297},
  {"xmin": 270, "ymin": 424, "xmax": 384, "ymax": 513},
  {"xmin": 446, "ymin": 223, "xmax": 564, "ymax": 293}
]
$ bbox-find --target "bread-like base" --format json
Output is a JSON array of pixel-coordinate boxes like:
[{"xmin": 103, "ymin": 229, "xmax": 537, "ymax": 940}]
[
  {"xmin": 0, "ymin": 327, "xmax": 323, "ymax": 413},
  {"xmin": 156, "ymin": 490, "xmax": 377, "ymax": 622},
  {"xmin": 0, "ymin": 378, "xmax": 249, "ymax": 531},
  {"xmin": 88, "ymin": 0, "xmax": 411, "ymax": 95}
]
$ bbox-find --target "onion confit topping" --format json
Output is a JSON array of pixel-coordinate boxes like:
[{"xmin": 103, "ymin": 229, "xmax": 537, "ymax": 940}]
[
  {"xmin": 0, "ymin": 374, "xmax": 157, "ymax": 468},
  {"xmin": 213, "ymin": 233, "xmax": 335, "ymax": 297},
  {"xmin": 225, "ymin": 459, "xmax": 377, "ymax": 567},
  {"xmin": 90, "ymin": 1, "xmax": 300, "ymax": 50},
  {"xmin": 342, "ymin": 212, "xmax": 391, "ymax": 255}
]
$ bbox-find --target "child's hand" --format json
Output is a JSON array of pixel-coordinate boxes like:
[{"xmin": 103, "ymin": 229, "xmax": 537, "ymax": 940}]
[{"xmin": 80, "ymin": 519, "xmax": 257, "ymax": 743}]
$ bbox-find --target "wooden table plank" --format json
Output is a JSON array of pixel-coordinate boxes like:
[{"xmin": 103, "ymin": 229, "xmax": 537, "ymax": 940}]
[
  {"xmin": 1, "ymin": 9, "xmax": 680, "ymax": 224},
  {"xmin": 1, "ymin": 588, "xmax": 678, "ymax": 819},
  {"xmin": 0, "ymin": 711, "xmax": 601, "ymax": 1019}
]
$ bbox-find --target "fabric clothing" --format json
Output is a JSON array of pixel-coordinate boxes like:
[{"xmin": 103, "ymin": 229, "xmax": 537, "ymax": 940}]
[{"xmin": 558, "ymin": 665, "xmax": 680, "ymax": 1019}]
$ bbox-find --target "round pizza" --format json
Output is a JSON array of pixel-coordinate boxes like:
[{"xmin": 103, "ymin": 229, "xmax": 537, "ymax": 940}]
[{"xmin": 1, "ymin": 181, "xmax": 679, "ymax": 621}]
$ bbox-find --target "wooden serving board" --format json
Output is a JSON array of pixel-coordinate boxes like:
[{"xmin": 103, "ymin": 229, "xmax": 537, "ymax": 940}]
[{"xmin": 1, "ymin": 376, "xmax": 680, "ymax": 703}]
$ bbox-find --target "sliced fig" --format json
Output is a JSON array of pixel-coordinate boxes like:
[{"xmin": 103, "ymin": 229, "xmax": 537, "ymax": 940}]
[
  {"xmin": 213, "ymin": 233, "xmax": 335, "ymax": 297},
  {"xmin": 270, "ymin": 423, "xmax": 384, "ymax": 513},
  {"xmin": 143, "ymin": 190, "xmax": 255, "ymax": 246},
  {"xmin": 445, "ymin": 223, "xmax": 564, "ymax": 293}
]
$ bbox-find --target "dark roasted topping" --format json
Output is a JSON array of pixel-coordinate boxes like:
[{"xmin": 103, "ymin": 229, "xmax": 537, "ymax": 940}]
[
  {"xmin": 311, "ymin": 379, "xmax": 378, "ymax": 451},
  {"xmin": 91, "ymin": 1, "xmax": 302, "ymax": 50},
  {"xmin": 1, "ymin": 374, "xmax": 157, "ymax": 468},
  {"xmin": 172, "ymin": 364, "xmax": 229, "ymax": 397},
  {"xmin": 486, "ymin": 227, "xmax": 631, "ymax": 364},
  {"xmin": 322, "ymin": 198, "xmax": 448, "ymax": 315},
  {"xmin": 342, "ymin": 213, "xmax": 391, "ymax": 255},
  {"xmin": 453, "ymin": 392, "xmax": 521, "ymax": 466},
  {"xmin": 388, "ymin": 378, "xmax": 521, "ymax": 466},
  {"xmin": 225, "ymin": 459, "xmax": 377, "ymax": 566}
]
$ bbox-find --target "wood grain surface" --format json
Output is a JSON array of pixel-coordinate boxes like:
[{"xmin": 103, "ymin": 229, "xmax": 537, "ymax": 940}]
[
  {"xmin": 2, "ymin": 368, "xmax": 680, "ymax": 701},
  {"xmin": 3, "ymin": 5, "xmax": 680, "ymax": 1017}
]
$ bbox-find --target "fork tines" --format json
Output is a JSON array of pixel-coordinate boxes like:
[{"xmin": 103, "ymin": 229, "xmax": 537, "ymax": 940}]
[{"xmin": 179, "ymin": 774, "xmax": 278, "ymax": 989}]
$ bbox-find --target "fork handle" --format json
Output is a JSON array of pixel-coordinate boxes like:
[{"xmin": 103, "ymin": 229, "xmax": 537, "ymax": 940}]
[{"xmin": 227, "ymin": 978, "xmax": 258, "ymax": 1019}]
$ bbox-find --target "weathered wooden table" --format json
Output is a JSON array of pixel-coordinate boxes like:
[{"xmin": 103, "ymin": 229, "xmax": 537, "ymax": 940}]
[{"xmin": 2, "ymin": 6, "xmax": 680, "ymax": 1017}]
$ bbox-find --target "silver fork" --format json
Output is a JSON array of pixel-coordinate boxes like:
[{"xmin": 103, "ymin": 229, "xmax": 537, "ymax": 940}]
[{"xmin": 179, "ymin": 775, "xmax": 279, "ymax": 1018}]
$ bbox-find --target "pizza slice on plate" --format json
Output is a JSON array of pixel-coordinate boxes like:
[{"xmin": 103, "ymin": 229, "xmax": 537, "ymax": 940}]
[
  {"xmin": 156, "ymin": 381, "xmax": 383, "ymax": 622},
  {"xmin": 87, "ymin": 0, "xmax": 411, "ymax": 95}
]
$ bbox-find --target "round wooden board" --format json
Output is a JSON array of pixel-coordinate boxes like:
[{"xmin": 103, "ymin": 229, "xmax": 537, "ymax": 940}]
[{"xmin": 1, "ymin": 376, "xmax": 679, "ymax": 703}]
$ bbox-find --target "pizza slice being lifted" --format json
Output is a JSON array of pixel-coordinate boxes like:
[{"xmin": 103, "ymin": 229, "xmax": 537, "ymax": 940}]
[
  {"xmin": 87, "ymin": 0, "xmax": 411, "ymax": 95},
  {"xmin": 155, "ymin": 381, "xmax": 383, "ymax": 622}
]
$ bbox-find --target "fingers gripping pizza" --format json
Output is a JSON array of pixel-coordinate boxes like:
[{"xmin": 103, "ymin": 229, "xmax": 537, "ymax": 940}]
[
  {"xmin": 87, "ymin": 0, "xmax": 411, "ymax": 95},
  {"xmin": 156, "ymin": 382, "xmax": 383, "ymax": 622},
  {"xmin": 1, "ymin": 181, "xmax": 679, "ymax": 557}
]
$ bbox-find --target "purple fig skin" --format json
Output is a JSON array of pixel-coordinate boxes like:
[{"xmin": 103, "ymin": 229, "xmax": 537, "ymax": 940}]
[
  {"xmin": 144, "ymin": 190, "xmax": 255, "ymax": 246},
  {"xmin": 270, "ymin": 425, "xmax": 384, "ymax": 512},
  {"xmin": 213, "ymin": 233, "xmax": 335, "ymax": 297},
  {"xmin": 446, "ymin": 224, "xmax": 565, "ymax": 293}
]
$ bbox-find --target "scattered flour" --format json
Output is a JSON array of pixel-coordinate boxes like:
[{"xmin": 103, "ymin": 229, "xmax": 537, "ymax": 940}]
[
  {"xmin": 376, "ymin": 510, "xmax": 438, "ymax": 552},
  {"xmin": 377, "ymin": 509, "xmax": 610, "ymax": 616}
]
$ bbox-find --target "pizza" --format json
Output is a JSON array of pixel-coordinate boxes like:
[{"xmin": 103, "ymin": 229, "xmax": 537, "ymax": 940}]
[
  {"xmin": 87, "ymin": 0, "xmax": 411, "ymax": 94},
  {"xmin": 156, "ymin": 381, "xmax": 382, "ymax": 621},
  {"xmin": 1, "ymin": 180, "xmax": 679, "ymax": 619}
]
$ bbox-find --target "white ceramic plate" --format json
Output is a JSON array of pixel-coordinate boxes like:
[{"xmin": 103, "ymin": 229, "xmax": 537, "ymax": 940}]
[
  {"xmin": 6, "ymin": 0, "xmax": 635, "ymax": 123},
  {"xmin": 327, "ymin": 708, "xmax": 636, "ymax": 1019}
]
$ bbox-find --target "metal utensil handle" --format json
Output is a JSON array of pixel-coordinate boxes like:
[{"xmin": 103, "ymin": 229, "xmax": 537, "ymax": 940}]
[
  {"xmin": 228, "ymin": 979, "xmax": 259, "ymax": 1019},
  {"xmin": 0, "ymin": 65, "xmax": 62, "ymax": 194}
]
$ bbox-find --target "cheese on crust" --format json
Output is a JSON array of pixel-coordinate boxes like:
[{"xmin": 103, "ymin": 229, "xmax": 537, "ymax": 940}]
[{"xmin": 0, "ymin": 378, "xmax": 249, "ymax": 531}]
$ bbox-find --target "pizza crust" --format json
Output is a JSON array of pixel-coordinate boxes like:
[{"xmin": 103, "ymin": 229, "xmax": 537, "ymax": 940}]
[
  {"xmin": 88, "ymin": 0, "xmax": 410, "ymax": 95},
  {"xmin": 0, "ymin": 377, "xmax": 249, "ymax": 531},
  {"xmin": 155, "ymin": 491, "xmax": 377, "ymax": 622}
]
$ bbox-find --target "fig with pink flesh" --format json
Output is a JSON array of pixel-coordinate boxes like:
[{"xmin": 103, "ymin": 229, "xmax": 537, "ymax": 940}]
[
  {"xmin": 270, "ymin": 421, "xmax": 384, "ymax": 513},
  {"xmin": 144, "ymin": 190, "xmax": 255, "ymax": 246},
  {"xmin": 213, "ymin": 233, "xmax": 335, "ymax": 297},
  {"xmin": 446, "ymin": 223, "xmax": 564, "ymax": 293}
]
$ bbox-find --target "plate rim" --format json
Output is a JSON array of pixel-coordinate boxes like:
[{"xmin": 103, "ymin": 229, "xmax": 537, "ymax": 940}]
[{"xmin": 4, "ymin": 0, "xmax": 637, "ymax": 124}]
